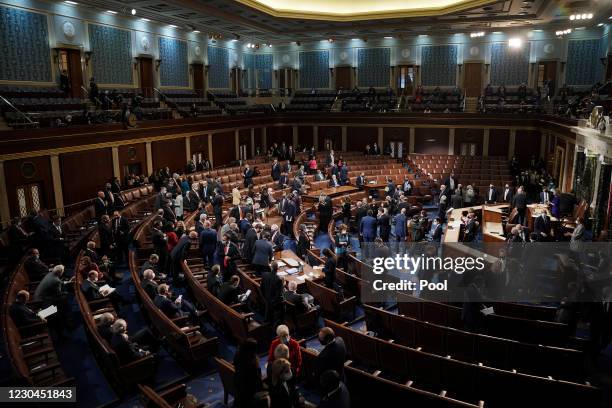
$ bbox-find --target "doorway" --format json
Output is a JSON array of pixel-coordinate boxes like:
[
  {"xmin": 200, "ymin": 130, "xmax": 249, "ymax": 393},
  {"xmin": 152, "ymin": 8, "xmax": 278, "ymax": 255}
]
[
  {"xmin": 192, "ymin": 63, "xmax": 204, "ymax": 96},
  {"xmin": 464, "ymin": 63, "xmax": 483, "ymax": 97},
  {"xmin": 138, "ymin": 57, "xmax": 154, "ymax": 97},
  {"xmin": 57, "ymin": 49, "xmax": 83, "ymax": 98},
  {"xmin": 397, "ymin": 65, "xmax": 415, "ymax": 94},
  {"xmin": 537, "ymin": 61, "xmax": 557, "ymax": 95},
  {"xmin": 335, "ymin": 66, "xmax": 352, "ymax": 90}
]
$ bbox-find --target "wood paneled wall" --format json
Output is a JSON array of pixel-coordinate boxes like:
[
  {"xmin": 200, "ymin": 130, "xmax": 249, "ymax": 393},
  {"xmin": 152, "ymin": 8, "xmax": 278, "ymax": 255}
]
[
  {"xmin": 60, "ymin": 148, "xmax": 113, "ymax": 205},
  {"xmin": 152, "ymin": 139, "xmax": 187, "ymax": 173},
  {"xmin": 213, "ymin": 131, "xmax": 236, "ymax": 166},
  {"xmin": 267, "ymin": 126, "xmax": 292, "ymax": 147},
  {"xmin": 414, "ymin": 128, "xmax": 449, "ymax": 154},
  {"xmin": 488, "ymin": 129, "xmax": 510, "ymax": 157},
  {"xmin": 253, "ymin": 128, "xmax": 263, "ymax": 154},
  {"xmin": 319, "ymin": 126, "xmax": 341, "ymax": 151},
  {"xmin": 118, "ymin": 143, "xmax": 147, "ymax": 181},
  {"xmin": 383, "ymin": 127, "xmax": 410, "ymax": 145},
  {"xmin": 298, "ymin": 126, "xmax": 313, "ymax": 148},
  {"xmin": 347, "ymin": 127, "xmax": 377, "ymax": 151},
  {"xmin": 239, "ymin": 129, "xmax": 252, "ymax": 158},
  {"xmin": 515, "ymin": 130, "xmax": 541, "ymax": 167}
]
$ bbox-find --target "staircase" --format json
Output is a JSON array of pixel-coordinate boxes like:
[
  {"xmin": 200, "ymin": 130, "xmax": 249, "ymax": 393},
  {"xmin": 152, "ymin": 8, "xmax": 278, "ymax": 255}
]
[{"xmin": 464, "ymin": 97, "xmax": 478, "ymax": 113}]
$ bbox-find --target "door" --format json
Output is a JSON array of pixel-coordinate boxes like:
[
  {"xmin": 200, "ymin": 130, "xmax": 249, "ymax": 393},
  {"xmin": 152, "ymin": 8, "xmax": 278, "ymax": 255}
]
[
  {"xmin": 397, "ymin": 65, "xmax": 415, "ymax": 94},
  {"xmin": 139, "ymin": 57, "xmax": 154, "ymax": 97},
  {"xmin": 464, "ymin": 63, "xmax": 483, "ymax": 97},
  {"xmin": 335, "ymin": 66, "xmax": 352, "ymax": 90},
  {"xmin": 58, "ymin": 49, "xmax": 83, "ymax": 98},
  {"xmin": 537, "ymin": 61, "xmax": 557, "ymax": 94},
  {"xmin": 192, "ymin": 63, "xmax": 204, "ymax": 96}
]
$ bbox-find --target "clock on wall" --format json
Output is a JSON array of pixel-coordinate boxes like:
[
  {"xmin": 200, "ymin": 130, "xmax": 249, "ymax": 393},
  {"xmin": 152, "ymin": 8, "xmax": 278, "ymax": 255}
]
[
  {"xmin": 140, "ymin": 35, "xmax": 151, "ymax": 52},
  {"xmin": 194, "ymin": 45, "xmax": 202, "ymax": 57},
  {"xmin": 62, "ymin": 21, "xmax": 76, "ymax": 39}
]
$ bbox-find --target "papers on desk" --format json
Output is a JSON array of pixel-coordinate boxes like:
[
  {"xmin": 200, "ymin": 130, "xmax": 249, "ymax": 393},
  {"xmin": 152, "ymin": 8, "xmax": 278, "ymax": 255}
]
[
  {"xmin": 100, "ymin": 284, "xmax": 116, "ymax": 296},
  {"xmin": 281, "ymin": 257, "xmax": 300, "ymax": 267},
  {"xmin": 295, "ymin": 276, "xmax": 306, "ymax": 282},
  {"xmin": 37, "ymin": 305, "xmax": 57, "ymax": 319},
  {"xmin": 285, "ymin": 268, "xmax": 299, "ymax": 275},
  {"xmin": 277, "ymin": 271, "xmax": 288, "ymax": 277}
]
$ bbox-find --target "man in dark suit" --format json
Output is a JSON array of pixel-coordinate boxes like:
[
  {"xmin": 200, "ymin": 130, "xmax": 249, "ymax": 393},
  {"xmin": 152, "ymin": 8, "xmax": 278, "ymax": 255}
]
[
  {"xmin": 110, "ymin": 319, "xmax": 151, "ymax": 364},
  {"xmin": 24, "ymin": 248, "xmax": 50, "ymax": 280},
  {"xmin": 141, "ymin": 269, "xmax": 159, "ymax": 300},
  {"xmin": 111, "ymin": 210, "xmax": 130, "ymax": 264},
  {"xmin": 319, "ymin": 370, "xmax": 351, "ymax": 408},
  {"xmin": 315, "ymin": 327, "xmax": 347, "ymax": 380},
  {"xmin": 394, "ymin": 208, "xmax": 407, "ymax": 244},
  {"xmin": 271, "ymin": 159, "xmax": 281, "ymax": 181},
  {"xmin": 260, "ymin": 261, "xmax": 285, "ymax": 326},
  {"xmin": 360, "ymin": 210, "xmax": 378, "ymax": 259},
  {"xmin": 534, "ymin": 212, "xmax": 553, "ymax": 241},
  {"xmin": 150, "ymin": 221, "xmax": 168, "ymax": 270},
  {"xmin": 243, "ymin": 164, "xmax": 254, "ymax": 188},
  {"xmin": 278, "ymin": 172, "xmax": 289, "ymax": 189},
  {"xmin": 212, "ymin": 191, "xmax": 224, "ymax": 228},
  {"xmin": 170, "ymin": 231, "xmax": 197, "ymax": 280},
  {"xmin": 539, "ymin": 187, "xmax": 552, "ymax": 205},
  {"xmin": 485, "ymin": 184, "xmax": 498, "ymax": 204},
  {"xmin": 377, "ymin": 208, "xmax": 391, "ymax": 242},
  {"xmin": 355, "ymin": 173, "xmax": 366, "ymax": 190},
  {"xmin": 252, "ymin": 234, "xmax": 274, "ymax": 275},
  {"xmin": 431, "ymin": 217, "xmax": 443, "ymax": 242},
  {"xmin": 9, "ymin": 290, "xmax": 43, "ymax": 327},
  {"xmin": 282, "ymin": 196, "xmax": 296, "ymax": 238},
  {"xmin": 438, "ymin": 184, "xmax": 450, "ymax": 202},
  {"xmin": 502, "ymin": 184, "xmax": 514, "ymax": 204},
  {"xmin": 463, "ymin": 213, "xmax": 478, "ymax": 242},
  {"xmin": 198, "ymin": 221, "xmax": 218, "ymax": 266},
  {"xmin": 270, "ymin": 225, "xmax": 285, "ymax": 252},
  {"xmin": 511, "ymin": 187, "xmax": 528, "ymax": 225},
  {"xmin": 218, "ymin": 275, "xmax": 242, "ymax": 305},
  {"xmin": 154, "ymin": 283, "xmax": 198, "ymax": 323},
  {"xmin": 94, "ymin": 191, "xmax": 107, "ymax": 220},
  {"xmin": 241, "ymin": 222, "xmax": 260, "ymax": 263}
]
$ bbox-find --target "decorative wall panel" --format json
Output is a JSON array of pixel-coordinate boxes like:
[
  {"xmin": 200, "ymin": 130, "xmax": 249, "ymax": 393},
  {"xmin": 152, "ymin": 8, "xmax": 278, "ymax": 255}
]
[
  {"xmin": 244, "ymin": 53, "xmax": 272, "ymax": 89},
  {"xmin": 421, "ymin": 45, "xmax": 458, "ymax": 86},
  {"xmin": 357, "ymin": 48, "xmax": 390, "ymax": 87},
  {"xmin": 208, "ymin": 46, "xmax": 230, "ymax": 89},
  {"xmin": 159, "ymin": 37, "xmax": 189, "ymax": 87},
  {"xmin": 490, "ymin": 42, "xmax": 530, "ymax": 86},
  {"xmin": 299, "ymin": 50, "xmax": 329, "ymax": 89},
  {"xmin": 88, "ymin": 24, "xmax": 133, "ymax": 84},
  {"xmin": 565, "ymin": 39, "xmax": 604, "ymax": 86},
  {"xmin": 0, "ymin": 6, "xmax": 51, "ymax": 82}
]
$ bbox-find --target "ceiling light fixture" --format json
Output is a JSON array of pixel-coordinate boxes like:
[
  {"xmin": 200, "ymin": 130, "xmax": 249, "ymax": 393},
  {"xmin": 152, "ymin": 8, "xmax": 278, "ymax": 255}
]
[
  {"xmin": 570, "ymin": 13, "xmax": 593, "ymax": 21},
  {"xmin": 384, "ymin": 36, "xmax": 393, "ymax": 39},
  {"xmin": 106, "ymin": 10, "xmax": 117, "ymax": 14},
  {"xmin": 64, "ymin": 0, "xmax": 77, "ymax": 4},
  {"xmin": 508, "ymin": 37, "xmax": 522, "ymax": 48},
  {"xmin": 140, "ymin": 18, "xmax": 150, "ymax": 22},
  {"xmin": 598, "ymin": 23, "xmax": 604, "ymax": 27},
  {"xmin": 328, "ymin": 38, "xmax": 334, "ymax": 43},
  {"xmin": 193, "ymin": 30, "xmax": 200, "ymax": 33},
  {"xmin": 131, "ymin": 8, "xmax": 136, "ymax": 15},
  {"xmin": 555, "ymin": 29, "xmax": 572, "ymax": 36},
  {"xmin": 168, "ymin": 24, "xmax": 178, "ymax": 28},
  {"xmin": 470, "ymin": 31, "xmax": 485, "ymax": 38}
]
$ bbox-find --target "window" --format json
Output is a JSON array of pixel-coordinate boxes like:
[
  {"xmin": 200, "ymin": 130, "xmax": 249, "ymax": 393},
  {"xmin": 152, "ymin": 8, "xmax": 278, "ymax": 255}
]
[
  {"xmin": 16, "ymin": 183, "xmax": 43, "ymax": 217},
  {"xmin": 398, "ymin": 66, "xmax": 414, "ymax": 90},
  {"xmin": 459, "ymin": 143, "xmax": 477, "ymax": 156}
]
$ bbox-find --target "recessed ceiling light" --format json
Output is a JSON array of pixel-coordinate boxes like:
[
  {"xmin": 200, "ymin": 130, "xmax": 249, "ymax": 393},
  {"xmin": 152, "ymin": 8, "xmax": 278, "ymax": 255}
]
[
  {"xmin": 168, "ymin": 24, "xmax": 178, "ymax": 28},
  {"xmin": 106, "ymin": 10, "xmax": 117, "ymax": 14},
  {"xmin": 384, "ymin": 36, "xmax": 393, "ymax": 39},
  {"xmin": 492, "ymin": 31, "xmax": 503, "ymax": 34},
  {"xmin": 231, "ymin": 39, "xmax": 238, "ymax": 42},
  {"xmin": 64, "ymin": 0, "xmax": 77, "ymax": 4},
  {"xmin": 575, "ymin": 27, "xmax": 585, "ymax": 30},
  {"xmin": 131, "ymin": 8, "xmax": 137, "ymax": 15},
  {"xmin": 193, "ymin": 30, "xmax": 200, "ymax": 33},
  {"xmin": 140, "ymin": 18, "xmax": 150, "ymax": 22},
  {"xmin": 351, "ymin": 38, "xmax": 360, "ymax": 40},
  {"xmin": 598, "ymin": 23, "xmax": 604, "ymax": 27},
  {"xmin": 532, "ymin": 29, "xmax": 542, "ymax": 32},
  {"xmin": 418, "ymin": 34, "xmax": 428, "ymax": 37}
]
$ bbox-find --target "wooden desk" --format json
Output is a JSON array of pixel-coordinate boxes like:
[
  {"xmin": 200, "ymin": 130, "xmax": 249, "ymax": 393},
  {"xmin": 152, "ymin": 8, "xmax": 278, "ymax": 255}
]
[
  {"xmin": 274, "ymin": 249, "xmax": 324, "ymax": 286},
  {"xmin": 302, "ymin": 185, "xmax": 358, "ymax": 203},
  {"xmin": 363, "ymin": 182, "xmax": 387, "ymax": 197}
]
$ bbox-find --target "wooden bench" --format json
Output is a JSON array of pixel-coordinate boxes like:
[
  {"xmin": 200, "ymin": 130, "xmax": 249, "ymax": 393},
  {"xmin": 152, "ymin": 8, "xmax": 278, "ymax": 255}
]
[{"xmin": 138, "ymin": 383, "xmax": 205, "ymax": 408}]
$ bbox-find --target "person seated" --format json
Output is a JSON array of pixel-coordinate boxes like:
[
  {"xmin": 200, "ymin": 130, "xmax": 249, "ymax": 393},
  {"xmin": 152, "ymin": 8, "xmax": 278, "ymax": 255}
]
[
  {"xmin": 153, "ymin": 283, "xmax": 199, "ymax": 323},
  {"xmin": 81, "ymin": 270, "xmax": 123, "ymax": 310},
  {"xmin": 24, "ymin": 248, "xmax": 50, "ymax": 280},
  {"xmin": 206, "ymin": 264, "xmax": 222, "ymax": 297},
  {"xmin": 218, "ymin": 275, "xmax": 245, "ymax": 305},
  {"xmin": 96, "ymin": 312, "xmax": 115, "ymax": 343},
  {"xmin": 110, "ymin": 319, "xmax": 154, "ymax": 364},
  {"xmin": 267, "ymin": 325, "xmax": 302, "ymax": 377},
  {"xmin": 141, "ymin": 269, "xmax": 159, "ymax": 300},
  {"xmin": 139, "ymin": 253, "xmax": 165, "ymax": 280},
  {"xmin": 318, "ymin": 370, "xmax": 350, "ymax": 408},
  {"xmin": 9, "ymin": 290, "xmax": 44, "ymax": 328},
  {"xmin": 284, "ymin": 281, "xmax": 317, "ymax": 314}
]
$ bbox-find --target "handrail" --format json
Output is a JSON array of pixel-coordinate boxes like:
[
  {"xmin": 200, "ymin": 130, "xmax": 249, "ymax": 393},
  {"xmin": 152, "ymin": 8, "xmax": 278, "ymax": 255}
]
[{"xmin": 0, "ymin": 94, "xmax": 37, "ymax": 125}]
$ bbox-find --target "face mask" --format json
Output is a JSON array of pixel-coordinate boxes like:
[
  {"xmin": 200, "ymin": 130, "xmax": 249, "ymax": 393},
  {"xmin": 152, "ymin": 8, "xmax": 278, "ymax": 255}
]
[
  {"xmin": 281, "ymin": 335, "xmax": 290, "ymax": 345},
  {"xmin": 280, "ymin": 371, "xmax": 293, "ymax": 382}
]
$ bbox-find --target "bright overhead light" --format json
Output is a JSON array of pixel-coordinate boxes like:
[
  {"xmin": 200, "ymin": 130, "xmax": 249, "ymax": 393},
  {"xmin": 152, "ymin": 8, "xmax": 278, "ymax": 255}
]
[
  {"xmin": 268, "ymin": 44, "xmax": 272, "ymax": 48},
  {"xmin": 193, "ymin": 30, "xmax": 200, "ymax": 33},
  {"xmin": 587, "ymin": 13, "xmax": 593, "ymax": 19},
  {"xmin": 64, "ymin": 0, "xmax": 77, "ymax": 4},
  {"xmin": 384, "ymin": 36, "xmax": 393, "ymax": 39},
  {"xmin": 131, "ymin": 8, "xmax": 137, "ymax": 15},
  {"xmin": 351, "ymin": 38, "xmax": 360, "ymax": 40},
  {"xmin": 418, "ymin": 34, "xmax": 428, "ymax": 37},
  {"xmin": 532, "ymin": 29, "xmax": 542, "ymax": 32},
  {"xmin": 570, "ymin": 15, "xmax": 576, "ymax": 20},
  {"xmin": 140, "ymin": 18, "xmax": 150, "ymax": 22},
  {"xmin": 470, "ymin": 31, "xmax": 485, "ymax": 38},
  {"xmin": 168, "ymin": 24, "xmax": 178, "ymax": 28},
  {"xmin": 106, "ymin": 10, "xmax": 117, "ymax": 14},
  {"xmin": 492, "ymin": 31, "xmax": 502, "ymax": 34},
  {"xmin": 571, "ymin": 13, "xmax": 593, "ymax": 21},
  {"xmin": 598, "ymin": 23, "xmax": 604, "ymax": 27},
  {"xmin": 231, "ymin": 39, "xmax": 238, "ymax": 42},
  {"xmin": 328, "ymin": 38, "xmax": 334, "ymax": 42},
  {"xmin": 508, "ymin": 37, "xmax": 522, "ymax": 48}
]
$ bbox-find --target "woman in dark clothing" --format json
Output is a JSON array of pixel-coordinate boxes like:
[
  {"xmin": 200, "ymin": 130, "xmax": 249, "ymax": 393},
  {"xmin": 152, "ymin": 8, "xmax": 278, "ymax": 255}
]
[
  {"xmin": 322, "ymin": 248, "xmax": 337, "ymax": 289},
  {"xmin": 317, "ymin": 195, "xmax": 332, "ymax": 235},
  {"xmin": 269, "ymin": 358, "xmax": 304, "ymax": 408},
  {"xmin": 233, "ymin": 338, "xmax": 263, "ymax": 408},
  {"xmin": 296, "ymin": 224, "xmax": 311, "ymax": 261}
]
